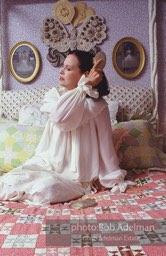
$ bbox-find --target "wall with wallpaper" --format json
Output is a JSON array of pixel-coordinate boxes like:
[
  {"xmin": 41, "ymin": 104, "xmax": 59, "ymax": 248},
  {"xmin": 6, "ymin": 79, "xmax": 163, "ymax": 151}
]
[
  {"xmin": 1, "ymin": 0, "xmax": 166, "ymax": 139},
  {"xmin": 1, "ymin": 0, "xmax": 150, "ymax": 90}
]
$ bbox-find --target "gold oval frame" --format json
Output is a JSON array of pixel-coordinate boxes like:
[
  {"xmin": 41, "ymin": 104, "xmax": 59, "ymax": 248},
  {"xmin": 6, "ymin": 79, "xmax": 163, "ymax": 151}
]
[
  {"xmin": 9, "ymin": 41, "xmax": 40, "ymax": 83},
  {"xmin": 112, "ymin": 37, "xmax": 145, "ymax": 79}
]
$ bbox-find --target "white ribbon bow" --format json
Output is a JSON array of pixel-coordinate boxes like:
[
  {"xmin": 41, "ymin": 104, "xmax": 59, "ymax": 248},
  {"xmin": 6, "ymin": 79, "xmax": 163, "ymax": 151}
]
[
  {"xmin": 110, "ymin": 180, "xmax": 136, "ymax": 193},
  {"xmin": 78, "ymin": 75, "xmax": 99, "ymax": 99}
]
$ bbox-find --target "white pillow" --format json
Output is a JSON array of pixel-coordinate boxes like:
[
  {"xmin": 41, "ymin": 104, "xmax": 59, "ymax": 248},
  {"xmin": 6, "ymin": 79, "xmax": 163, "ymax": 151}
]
[
  {"xmin": 18, "ymin": 101, "xmax": 119, "ymax": 127},
  {"xmin": 18, "ymin": 104, "xmax": 49, "ymax": 127},
  {"xmin": 107, "ymin": 101, "xmax": 119, "ymax": 125}
]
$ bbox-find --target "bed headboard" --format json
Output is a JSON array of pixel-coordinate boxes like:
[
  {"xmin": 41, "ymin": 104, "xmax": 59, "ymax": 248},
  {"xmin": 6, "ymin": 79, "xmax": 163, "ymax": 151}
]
[
  {"xmin": 0, "ymin": 84, "xmax": 156, "ymax": 127},
  {"xmin": 104, "ymin": 85, "xmax": 154, "ymax": 122}
]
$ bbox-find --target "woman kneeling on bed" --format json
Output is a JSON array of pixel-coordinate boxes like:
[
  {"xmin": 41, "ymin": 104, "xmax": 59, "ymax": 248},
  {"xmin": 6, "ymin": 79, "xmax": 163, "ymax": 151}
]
[{"xmin": 0, "ymin": 50, "xmax": 135, "ymax": 205}]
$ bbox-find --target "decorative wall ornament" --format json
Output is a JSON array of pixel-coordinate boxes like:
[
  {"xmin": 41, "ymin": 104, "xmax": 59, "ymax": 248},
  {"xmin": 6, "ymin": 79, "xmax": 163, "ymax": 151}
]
[
  {"xmin": 9, "ymin": 41, "xmax": 40, "ymax": 83},
  {"xmin": 72, "ymin": 2, "xmax": 95, "ymax": 28},
  {"xmin": 52, "ymin": 0, "xmax": 75, "ymax": 25},
  {"xmin": 47, "ymin": 48, "xmax": 68, "ymax": 67},
  {"xmin": 112, "ymin": 37, "xmax": 145, "ymax": 80},
  {"xmin": 41, "ymin": 0, "xmax": 107, "ymax": 67}
]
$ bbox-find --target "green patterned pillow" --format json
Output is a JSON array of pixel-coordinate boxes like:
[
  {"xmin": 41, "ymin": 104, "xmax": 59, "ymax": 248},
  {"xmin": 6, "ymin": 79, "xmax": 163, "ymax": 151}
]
[
  {"xmin": 0, "ymin": 120, "xmax": 44, "ymax": 172},
  {"xmin": 112, "ymin": 120, "xmax": 162, "ymax": 169}
]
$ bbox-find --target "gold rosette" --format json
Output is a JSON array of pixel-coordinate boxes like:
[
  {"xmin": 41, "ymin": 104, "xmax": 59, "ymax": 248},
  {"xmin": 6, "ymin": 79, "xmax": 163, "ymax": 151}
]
[
  {"xmin": 52, "ymin": 0, "xmax": 75, "ymax": 25},
  {"xmin": 72, "ymin": 2, "xmax": 96, "ymax": 28}
]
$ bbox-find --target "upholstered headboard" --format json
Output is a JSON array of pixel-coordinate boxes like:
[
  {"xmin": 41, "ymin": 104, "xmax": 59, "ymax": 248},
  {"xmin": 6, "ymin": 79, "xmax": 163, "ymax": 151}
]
[{"xmin": 1, "ymin": 85, "xmax": 154, "ymax": 123}]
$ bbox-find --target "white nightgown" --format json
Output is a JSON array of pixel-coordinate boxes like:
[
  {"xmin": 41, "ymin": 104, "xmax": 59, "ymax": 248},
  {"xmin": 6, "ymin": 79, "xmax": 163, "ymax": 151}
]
[{"xmin": 0, "ymin": 75, "xmax": 134, "ymax": 205}]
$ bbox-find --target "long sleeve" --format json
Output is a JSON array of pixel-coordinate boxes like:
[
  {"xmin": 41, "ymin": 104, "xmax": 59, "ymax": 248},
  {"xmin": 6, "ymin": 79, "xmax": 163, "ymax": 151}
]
[
  {"xmin": 40, "ymin": 87, "xmax": 60, "ymax": 113},
  {"xmin": 94, "ymin": 107, "xmax": 126, "ymax": 186},
  {"xmin": 49, "ymin": 75, "xmax": 105, "ymax": 132},
  {"xmin": 94, "ymin": 108, "xmax": 135, "ymax": 191}
]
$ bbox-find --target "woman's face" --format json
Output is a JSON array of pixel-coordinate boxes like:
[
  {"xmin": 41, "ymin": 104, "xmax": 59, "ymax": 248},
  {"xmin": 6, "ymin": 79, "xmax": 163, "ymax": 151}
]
[{"xmin": 59, "ymin": 54, "xmax": 83, "ymax": 90}]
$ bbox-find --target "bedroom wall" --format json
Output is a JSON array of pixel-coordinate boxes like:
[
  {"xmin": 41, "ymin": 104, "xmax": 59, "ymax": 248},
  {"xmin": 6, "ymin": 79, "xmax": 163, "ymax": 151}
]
[{"xmin": 1, "ymin": 0, "xmax": 150, "ymax": 91}]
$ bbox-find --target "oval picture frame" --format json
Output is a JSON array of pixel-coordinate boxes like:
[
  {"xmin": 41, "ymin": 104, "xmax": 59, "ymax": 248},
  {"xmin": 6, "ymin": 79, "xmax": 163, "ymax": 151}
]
[
  {"xmin": 112, "ymin": 37, "xmax": 145, "ymax": 79},
  {"xmin": 9, "ymin": 41, "xmax": 40, "ymax": 83}
]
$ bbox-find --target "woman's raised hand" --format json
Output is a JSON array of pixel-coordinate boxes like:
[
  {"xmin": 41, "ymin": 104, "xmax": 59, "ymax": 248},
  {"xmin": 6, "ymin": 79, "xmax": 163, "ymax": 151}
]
[{"xmin": 86, "ymin": 59, "xmax": 103, "ymax": 87}]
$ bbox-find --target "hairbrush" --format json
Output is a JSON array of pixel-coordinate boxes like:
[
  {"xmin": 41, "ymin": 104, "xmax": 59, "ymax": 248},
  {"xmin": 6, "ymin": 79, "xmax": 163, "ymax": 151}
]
[
  {"xmin": 93, "ymin": 51, "xmax": 106, "ymax": 70},
  {"xmin": 69, "ymin": 198, "xmax": 97, "ymax": 210}
]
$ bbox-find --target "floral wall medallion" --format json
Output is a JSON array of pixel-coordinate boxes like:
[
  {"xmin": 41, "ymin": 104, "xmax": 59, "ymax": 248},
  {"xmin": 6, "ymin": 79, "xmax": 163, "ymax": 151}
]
[{"xmin": 41, "ymin": 0, "xmax": 107, "ymax": 67}]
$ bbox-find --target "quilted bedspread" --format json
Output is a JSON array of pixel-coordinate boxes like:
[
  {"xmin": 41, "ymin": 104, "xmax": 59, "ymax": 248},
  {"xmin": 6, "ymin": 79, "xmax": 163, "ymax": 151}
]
[{"xmin": 0, "ymin": 170, "xmax": 165, "ymax": 256}]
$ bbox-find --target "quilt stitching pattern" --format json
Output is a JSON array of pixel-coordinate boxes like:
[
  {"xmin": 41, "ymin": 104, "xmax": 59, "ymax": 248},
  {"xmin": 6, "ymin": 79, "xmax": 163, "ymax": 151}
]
[{"xmin": 0, "ymin": 170, "xmax": 165, "ymax": 255}]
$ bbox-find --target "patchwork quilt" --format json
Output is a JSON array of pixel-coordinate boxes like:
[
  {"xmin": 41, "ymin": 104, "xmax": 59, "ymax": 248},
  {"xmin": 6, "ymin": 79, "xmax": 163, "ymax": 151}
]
[{"xmin": 0, "ymin": 170, "xmax": 165, "ymax": 256}]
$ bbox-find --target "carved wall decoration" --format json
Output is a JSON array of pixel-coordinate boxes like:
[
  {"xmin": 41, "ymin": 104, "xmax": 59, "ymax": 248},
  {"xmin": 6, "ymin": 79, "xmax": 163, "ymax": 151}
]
[
  {"xmin": 52, "ymin": 0, "xmax": 75, "ymax": 25},
  {"xmin": 41, "ymin": 0, "xmax": 107, "ymax": 67},
  {"xmin": 72, "ymin": 2, "xmax": 95, "ymax": 28}
]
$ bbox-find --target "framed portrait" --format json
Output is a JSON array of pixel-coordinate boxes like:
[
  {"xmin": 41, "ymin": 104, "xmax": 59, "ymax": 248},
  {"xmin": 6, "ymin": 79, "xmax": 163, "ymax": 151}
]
[
  {"xmin": 9, "ymin": 41, "xmax": 40, "ymax": 83},
  {"xmin": 112, "ymin": 37, "xmax": 145, "ymax": 79}
]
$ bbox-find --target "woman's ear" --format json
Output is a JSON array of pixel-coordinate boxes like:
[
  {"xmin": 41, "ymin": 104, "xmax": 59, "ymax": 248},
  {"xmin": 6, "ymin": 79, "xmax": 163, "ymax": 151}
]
[{"xmin": 84, "ymin": 71, "xmax": 90, "ymax": 77}]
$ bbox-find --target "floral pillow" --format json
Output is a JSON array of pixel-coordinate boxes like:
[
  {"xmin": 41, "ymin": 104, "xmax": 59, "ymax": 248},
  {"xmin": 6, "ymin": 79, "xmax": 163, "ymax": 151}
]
[
  {"xmin": 112, "ymin": 120, "xmax": 162, "ymax": 169},
  {"xmin": 112, "ymin": 127, "xmax": 128, "ymax": 154},
  {"xmin": 0, "ymin": 120, "xmax": 44, "ymax": 172}
]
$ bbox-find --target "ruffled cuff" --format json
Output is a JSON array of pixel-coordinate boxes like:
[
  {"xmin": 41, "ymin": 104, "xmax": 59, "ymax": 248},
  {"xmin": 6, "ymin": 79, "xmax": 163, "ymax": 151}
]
[{"xmin": 77, "ymin": 75, "xmax": 99, "ymax": 99}]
